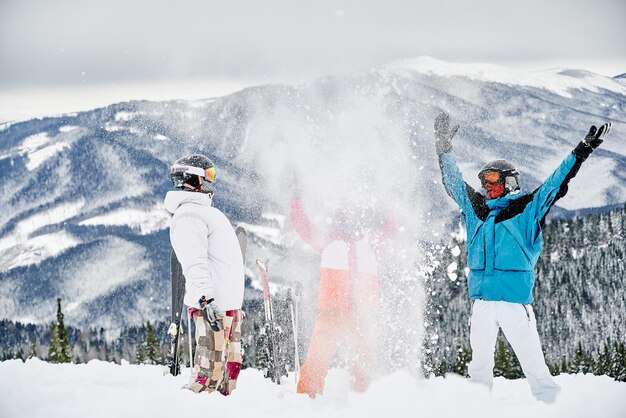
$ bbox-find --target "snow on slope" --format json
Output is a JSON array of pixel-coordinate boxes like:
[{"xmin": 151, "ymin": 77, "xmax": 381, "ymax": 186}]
[
  {"xmin": 0, "ymin": 359, "xmax": 625, "ymax": 418},
  {"xmin": 78, "ymin": 204, "xmax": 170, "ymax": 235},
  {"xmin": 0, "ymin": 231, "xmax": 81, "ymax": 271}
]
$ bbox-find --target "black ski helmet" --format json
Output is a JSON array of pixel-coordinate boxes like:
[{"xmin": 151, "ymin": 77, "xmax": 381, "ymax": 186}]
[
  {"xmin": 478, "ymin": 159, "xmax": 520, "ymax": 195},
  {"xmin": 170, "ymin": 154, "xmax": 216, "ymax": 195}
]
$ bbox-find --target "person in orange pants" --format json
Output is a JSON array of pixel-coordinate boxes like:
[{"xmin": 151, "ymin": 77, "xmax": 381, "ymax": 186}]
[{"xmin": 291, "ymin": 196, "xmax": 396, "ymax": 397}]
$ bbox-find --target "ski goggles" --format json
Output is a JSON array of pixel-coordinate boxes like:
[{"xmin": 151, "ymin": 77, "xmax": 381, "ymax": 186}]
[
  {"xmin": 170, "ymin": 164, "xmax": 216, "ymax": 182},
  {"xmin": 479, "ymin": 170, "xmax": 503, "ymax": 185}
]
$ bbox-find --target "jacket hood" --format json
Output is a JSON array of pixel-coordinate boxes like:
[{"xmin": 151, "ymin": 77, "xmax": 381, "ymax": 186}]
[{"xmin": 164, "ymin": 190, "xmax": 213, "ymax": 214}]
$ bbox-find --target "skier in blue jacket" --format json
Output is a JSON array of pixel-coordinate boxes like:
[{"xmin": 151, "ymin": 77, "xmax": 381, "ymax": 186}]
[{"xmin": 434, "ymin": 112, "xmax": 612, "ymax": 402}]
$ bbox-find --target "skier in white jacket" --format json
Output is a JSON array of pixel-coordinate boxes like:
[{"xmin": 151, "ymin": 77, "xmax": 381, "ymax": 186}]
[{"xmin": 164, "ymin": 154, "xmax": 245, "ymax": 395}]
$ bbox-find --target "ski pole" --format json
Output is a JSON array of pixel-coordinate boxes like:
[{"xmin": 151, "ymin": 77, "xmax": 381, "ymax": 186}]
[
  {"xmin": 288, "ymin": 290, "xmax": 300, "ymax": 384},
  {"xmin": 187, "ymin": 306, "xmax": 194, "ymax": 369},
  {"xmin": 167, "ymin": 250, "xmax": 186, "ymax": 376},
  {"xmin": 256, "ymin": 259, "xmax": 281, "ymax": 384}
]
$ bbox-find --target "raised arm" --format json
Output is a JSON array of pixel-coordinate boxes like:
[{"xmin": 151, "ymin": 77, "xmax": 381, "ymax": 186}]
[
  {"xmin": 527, "ymin": 123, "xmax": 612, "ymax": 222},
  {"xmin": 290, "ymin": 197, "xmax": 328, "ymax": 253},
  {"xmin": 434, "ymin": 112, "xmax": 485, "ymax": 217}
]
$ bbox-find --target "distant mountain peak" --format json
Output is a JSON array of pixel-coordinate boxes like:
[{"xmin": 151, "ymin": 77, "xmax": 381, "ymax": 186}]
[{"xmin": 385, "ymin": 57, "xmax": 626, "ymax": 98}]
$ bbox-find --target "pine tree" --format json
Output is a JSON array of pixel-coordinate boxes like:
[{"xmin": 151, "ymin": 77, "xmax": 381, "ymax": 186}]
[
  {"xmin": 136, "ymin": 342, "xmax": 146, "ymax": 364},
  {"xmin": 48, "ymin": 322, "xmax": 60, "ymax": 362},
  {"xmin": 28, "ymin": 337, "xmax": 37, "ymax": 359},
  {"xmin": 14, "ymin": 347, "xmax": 25, "ymax": 361},
  {"xmin": 47, "ymin": 299, "xmax": 72, "ymax": 363},
  {"xmin": 254, "ymin": 332, "xmax": 269, "ymax": 371},
  {"xmin": 611, "ymin": 341, "xmax": 626, "ymax": 382},
  {"xmin": 55, "ymin": 298, "xmax": 71, "ymax": 363},
  {"xmin": 144, "ymin": 321, "xmax": 162, "ymax": 365},
  {"xmin": 493, "ymin": 338, "xmax": 523, "ymax": 379},
  {"xmin": 594, "ymin": 342, "xmax": 612, "ymax": 376},
  {"xmin": 450, "ymin": 345, "xmax": 471, "ymax": 376},
  {"xmin": 570, "ymin": 341, "xmax": 593, "ymax": 374},
  {"xmin": 547, "ymin": 360, "xmax": 560, "ymax": 376},
  {"xmin": 494, "ymin": 340, "xmax": 513, "ymax": 378},
  {"xmin": 103, "ymin": 340, "xmax": 111, "ymax": 363}
]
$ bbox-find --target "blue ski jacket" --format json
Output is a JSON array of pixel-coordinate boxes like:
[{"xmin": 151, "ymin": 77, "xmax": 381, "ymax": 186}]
[{"xmin": 438, "ymin": 142, "xmax": 593, "ymax": 304}]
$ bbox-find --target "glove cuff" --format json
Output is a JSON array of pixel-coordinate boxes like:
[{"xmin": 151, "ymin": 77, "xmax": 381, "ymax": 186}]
[
  {"xmin": 573, "ymin": 141, "xmax": 593, "ymax": 160},
  {"xmin": 198, "ymin": 295, "xmax": 215, "ymax": 309},
  {"xmin": 436, "ymin": 141, "xmax": 452, "ymax": 156}
]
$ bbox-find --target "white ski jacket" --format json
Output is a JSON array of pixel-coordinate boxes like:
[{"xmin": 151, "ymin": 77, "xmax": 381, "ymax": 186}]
[{"xmin": 164, "ymin": 190, "xmax": 244, "ymax": 310}]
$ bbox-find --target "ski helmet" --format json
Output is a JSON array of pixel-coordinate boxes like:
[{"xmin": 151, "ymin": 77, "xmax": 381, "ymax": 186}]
[
  {"xmin": 170, "ymin": 154, "xmax": 216, "ymax": 195},
  {"xmin": 478, "ymin": 159, "xmax": 520, "ymax": 195}
]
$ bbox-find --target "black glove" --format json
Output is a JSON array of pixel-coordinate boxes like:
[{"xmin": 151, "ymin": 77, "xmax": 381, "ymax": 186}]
[
  {"xmin": 583, "ymin": 123, "xmax": 612, "ymax": 149},
  {"xmin": 198, "ymin": 295, "xmax": 224, "ymax": 332},
  {"xmin": 434, "ymin": 112, "xmax": 460, "ymax": 156}
]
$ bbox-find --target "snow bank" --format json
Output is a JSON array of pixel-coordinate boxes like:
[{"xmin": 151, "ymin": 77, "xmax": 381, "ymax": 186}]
[{"xmin": 1, "ymin": 359, "xmax": 625, "ymax": 418}]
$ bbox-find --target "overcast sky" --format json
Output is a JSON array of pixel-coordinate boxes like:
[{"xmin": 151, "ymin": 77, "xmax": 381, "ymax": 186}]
[{"xmin": 1, "ymin": 0, "xmax": 625, "ymax": 120}]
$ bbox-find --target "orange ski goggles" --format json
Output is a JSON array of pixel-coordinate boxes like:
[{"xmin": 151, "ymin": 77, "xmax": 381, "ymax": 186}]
[
  {"xmin": 480, "ymin": 170, "xmax": 503, "ymax": 185},
  {"xmin": 204, "ymin": 166, "xmax": 217, "ymax": 183}
]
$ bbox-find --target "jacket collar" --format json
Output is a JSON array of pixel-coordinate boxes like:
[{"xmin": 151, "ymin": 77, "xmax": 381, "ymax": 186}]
[
  {"xmin": 486, "ymin": 192, "xmax": 525, "ymax": 211},
  {"xmin": 164, "ymin": 190, "xmax": 213, "ymax": 214}
]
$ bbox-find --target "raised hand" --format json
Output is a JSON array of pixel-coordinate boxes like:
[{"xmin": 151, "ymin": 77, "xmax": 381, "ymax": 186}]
[
  {"xmin": 584, "ymin": 123, "xmax": 612, "ymax": 149},
  {"xmin": 434, "ymin": 112, "xmax": 460, "ymax": 155}
]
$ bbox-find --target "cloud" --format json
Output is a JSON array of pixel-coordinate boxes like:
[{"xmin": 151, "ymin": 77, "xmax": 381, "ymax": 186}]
[{"xmin": 1, "ymin": 0, "xmax": 624, "ymax": 87}]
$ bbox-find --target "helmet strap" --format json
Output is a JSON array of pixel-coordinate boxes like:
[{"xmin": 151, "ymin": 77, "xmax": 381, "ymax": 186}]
[{"xmin": 181, "ymin": 176, "xmax": 203, "ymax": 193}]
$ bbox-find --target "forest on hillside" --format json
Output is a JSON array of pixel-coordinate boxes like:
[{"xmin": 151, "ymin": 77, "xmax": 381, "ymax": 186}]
[{"xmin": 1, "ymin": 205, "xmax": 625, "ymax": 381}]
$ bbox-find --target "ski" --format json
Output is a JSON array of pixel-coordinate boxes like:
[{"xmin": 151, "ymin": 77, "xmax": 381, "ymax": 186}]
[
  {"xmin": 166, "ymin": 250, "xmax": 186, "ymax": 376},
  {"xmin": 256, "ymin": 259, "xmax": 282, "ymax": 384},
  {"xmin": 236, "ymin": 225, "xmax": 247, "ymax": 262}
]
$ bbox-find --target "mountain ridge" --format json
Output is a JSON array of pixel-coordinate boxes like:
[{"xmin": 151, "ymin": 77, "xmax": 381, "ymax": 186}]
[{"xmin": 0, "ymin": 58, "xmax": 624, "ymax": 329}]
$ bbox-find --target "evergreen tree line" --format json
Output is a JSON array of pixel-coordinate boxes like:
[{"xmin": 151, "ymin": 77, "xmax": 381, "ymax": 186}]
[
  {"xmin": 425, "ymin": 335, "xmax": 626, "ymax": 382},
  {"xmin": 0, "ymin": 300, "xmax": 170, "ymax": 365},
  {"xmin": 0, "ymin": 295, "xmax": 292, "ymax": 372},
  {"xmin": 1, "ymin": 205, "xmax": 624, "ymax": 382}
]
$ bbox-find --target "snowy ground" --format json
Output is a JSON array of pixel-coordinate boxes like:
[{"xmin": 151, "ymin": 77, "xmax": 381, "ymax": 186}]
[{"xmin": 1, "ymin": 359, "xmax": 625, "ymax": 418}]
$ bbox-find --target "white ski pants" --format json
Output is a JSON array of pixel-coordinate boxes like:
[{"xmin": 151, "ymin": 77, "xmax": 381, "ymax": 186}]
[{"xmin": 468, "ymin": 300, "xmax": 561, "ymax": 402}]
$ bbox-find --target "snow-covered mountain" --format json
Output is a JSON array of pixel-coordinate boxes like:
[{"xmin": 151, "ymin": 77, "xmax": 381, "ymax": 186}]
[{"xmin": 0, "ymin": 57, "xmax": 624, "ymax": 330}]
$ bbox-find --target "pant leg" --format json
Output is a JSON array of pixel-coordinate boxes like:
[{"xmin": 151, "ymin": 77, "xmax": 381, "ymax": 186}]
[
  {"xmin": 297, "ymin": 310, "xmax": 343, "ymax": 398},
  {"xmin": 347, "ymin": 309, "xmax": 377, "ymax": 393},
  {"xmin": 188, "ymin": 312, "xmax": 227, "ymax": 393},
  {"xmin": 221, "ymin": 309, "xmax": 243, "ymax": 395},
  {"xmin": 348, "ymin": 320, "xmax": 378, "ymax": 392},
  {"xmin": 467, "ymin": 300, "xmax": 500, "ymax": 390},
  {"xmin": 497, "ymin": 302, "xmax": 560, "ymax": 403}
]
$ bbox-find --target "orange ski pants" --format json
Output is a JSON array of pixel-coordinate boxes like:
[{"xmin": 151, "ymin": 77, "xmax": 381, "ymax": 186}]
[{"xmin": 296, "ymin": 307, "xmax": 377, "ymax": 397}]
